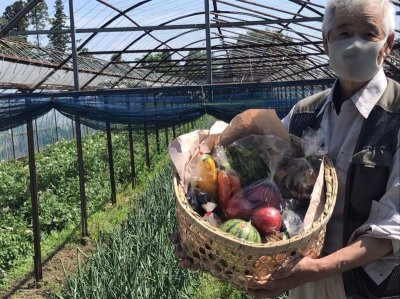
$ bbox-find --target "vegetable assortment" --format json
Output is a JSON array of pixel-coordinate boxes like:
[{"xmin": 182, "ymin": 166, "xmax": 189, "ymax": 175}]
[{"xmin": 185, "ymin": 133, "xmax": 323, "ymax": 243}]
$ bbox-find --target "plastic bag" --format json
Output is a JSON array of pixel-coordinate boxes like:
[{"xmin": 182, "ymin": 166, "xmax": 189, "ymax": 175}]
[
  {"xmin": 302, "ymin": 128, "xmax": 327, "ymax": 157},
  {"xmin": 225, "ymin": 134, "xmax": 293, "ymax": 186},
  {"xmin": 274, "ymin": 129, "xmax": 324, "ymax": 202},
  {"xmin": 217, "ymin": 169, "xmax": 241, "ymax": 207},
  {"xmin": 282, "ymin": 209, "xmax": 303, "ymax": 237},
  {"xmin": 213, "ymin": 145, "xmax": 230, "ymax": 169},
  {"xmin": 186, "ymin": 145, "xmax": 218, "ymax": 199},
  {"xmin": 222, "ymin": 179, "xmax": 283, "ymax": 220},
  {"xmin": 202, "ymin": 202, "xmax": 223, "ymax": 227},
  {"xmin": 186, "ymin": 186, "xmax": 214, "ymax": 215},
  {"xmin": 274, "ymin": 158, "xmax": 317, "ymax": 202}
]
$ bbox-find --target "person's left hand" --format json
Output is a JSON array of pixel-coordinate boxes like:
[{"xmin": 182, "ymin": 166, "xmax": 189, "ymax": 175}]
[{"xmin": 247, "ymin": 256, "xmax": 323, "ymax": 299}]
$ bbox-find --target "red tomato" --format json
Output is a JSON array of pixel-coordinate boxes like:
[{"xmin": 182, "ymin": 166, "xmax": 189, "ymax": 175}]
[{"xmin": 251, "ymin": 207, "xmax": 282, "ymax": 236}]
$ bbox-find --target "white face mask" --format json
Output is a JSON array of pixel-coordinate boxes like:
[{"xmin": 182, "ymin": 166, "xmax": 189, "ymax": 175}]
[{"xmin": 328, "ymin": 37, "xmax": 387, "ymax": 83}]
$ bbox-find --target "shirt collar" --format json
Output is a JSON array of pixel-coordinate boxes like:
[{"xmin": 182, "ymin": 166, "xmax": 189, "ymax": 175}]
[{"xmin": 317, "ymin": 68, "xmax": 388, "ymax": 118}]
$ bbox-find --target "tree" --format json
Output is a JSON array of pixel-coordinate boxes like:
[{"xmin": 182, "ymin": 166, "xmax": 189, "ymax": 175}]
[
  {"xmin": 137, "ymin": 48, "xmax": 178, "ymax": 73},
  {"xmin": 111, "ymin": 53, "xmax": 123, "ymax": 62},
  {"xmin": 182, "ymin": 50, "xmax": 218, "ymax": 78},
  {"xmin": 1, "ymin": 0, "xmax": 28, "ymax": 42},
  {"xmin": 47, "ymin": 0, "xmax": 69, "ymax": 52},
  {"xmin": 225, "ymin": 28, "xmax": 302, "ymax": 81},
  {"xmin": 183, "ymin": 50, "xmax": 206, "ymax": 73},
  {"xmin": 0, "ymin": 16, "xmax": 6, "ymax": 28},
  {"xmin": 29, "ymin": 1, "xmax": 48, "ymax": 46}
]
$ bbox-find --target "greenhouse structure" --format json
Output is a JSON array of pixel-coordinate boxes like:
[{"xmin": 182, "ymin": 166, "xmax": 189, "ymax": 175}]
[{"xmin": 0, "ymin": 0, "xmax": 399, "ymax": 298}]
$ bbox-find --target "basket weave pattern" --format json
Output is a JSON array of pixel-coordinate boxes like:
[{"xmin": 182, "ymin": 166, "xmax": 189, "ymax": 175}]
[{"xmin": 174, "ymin": 157, "xmax": 337, "ymax": 292}]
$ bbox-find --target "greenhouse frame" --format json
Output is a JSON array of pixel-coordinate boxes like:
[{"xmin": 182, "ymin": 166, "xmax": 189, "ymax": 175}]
[{"xmin": 0, "ymin": 0, "xmax": 399, "ymax": 292}]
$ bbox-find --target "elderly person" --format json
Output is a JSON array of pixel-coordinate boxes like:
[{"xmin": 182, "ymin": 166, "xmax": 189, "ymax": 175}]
[
  {"xmin": 249, "ymin": 0, "xmax": 399, "ymax": 298},
  {"xmin": 173, "ymin": 0, "xmax": 399, "ymax": 298}
]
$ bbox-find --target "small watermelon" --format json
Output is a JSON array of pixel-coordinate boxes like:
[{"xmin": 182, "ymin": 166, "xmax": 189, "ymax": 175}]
[{"xmin": 219, "ymin": 219, "xmax": 261, "ymax": 244}]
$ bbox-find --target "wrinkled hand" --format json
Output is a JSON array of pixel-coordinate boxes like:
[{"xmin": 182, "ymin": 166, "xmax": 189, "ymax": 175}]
[
  {"xmin": 247, "ymin": 256, "xmax": 322, "ymax": 299},
  {"xmin": 170, "ymin": 231, "xmax": 199, "ymax": 271}
]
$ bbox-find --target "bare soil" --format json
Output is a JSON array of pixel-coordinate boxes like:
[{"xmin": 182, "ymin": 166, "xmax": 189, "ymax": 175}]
[{"xmin": 1, "ymin": 243, "xmax": 96, "ymax": 299}]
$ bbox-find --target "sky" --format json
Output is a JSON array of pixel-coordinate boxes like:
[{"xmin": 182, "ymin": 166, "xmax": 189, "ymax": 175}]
[
  {"xmin": 0, "ymin": 0, "xmax": 327, "ymax": 59},
  {"xmin": 0, "ymin": 0, "xmax": 398, "ymax": 63}
]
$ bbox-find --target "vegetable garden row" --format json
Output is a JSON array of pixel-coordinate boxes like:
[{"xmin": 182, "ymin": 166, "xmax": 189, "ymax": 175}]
[
  {"xmin": 1, "ymin": 115, "xmax": 289, "ymax": 299},
  {"xmin": 0, "ymin": 117, "xmax": 204, "ymax": 288},
  {"xmin": 60, "ymin": 163, "xmax": 253, "ymax": 299}
]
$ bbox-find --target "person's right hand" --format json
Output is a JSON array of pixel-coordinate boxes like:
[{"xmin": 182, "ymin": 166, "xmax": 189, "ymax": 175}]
[{"xmin": 170, "ymin": 231, "xmax": 199, "ymax": 271}]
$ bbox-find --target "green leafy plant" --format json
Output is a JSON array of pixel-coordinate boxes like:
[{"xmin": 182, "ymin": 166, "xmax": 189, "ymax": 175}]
[{"xmin": 0, "ymin": 118, "xmax": 212, "ymax": 286}]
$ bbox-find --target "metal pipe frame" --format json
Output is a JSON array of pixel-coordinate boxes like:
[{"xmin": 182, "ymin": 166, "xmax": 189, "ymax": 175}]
[
  {"xmin": 8, "ymin": 16, "xmax": 323, "ymax": 36},
  {"xmin": 205, "ymin": 0, "xmax": 213, "ymax": 85},
  {"xmin": 0, "ymin": 78, "xmax": 339, "ymax": 100},
  {"xmin": 69, "ymin": 0, "xmax": 89, "ymax": 244},
  {"xmin": 27, "ymin": 115, "xmax": 42, "ymax": 282}
]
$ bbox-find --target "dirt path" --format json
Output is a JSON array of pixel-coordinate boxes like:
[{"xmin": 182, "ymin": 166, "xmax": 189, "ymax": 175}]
[{"xmin": 2, "ymin": 243, "xmax": 96, "ymax": 299}]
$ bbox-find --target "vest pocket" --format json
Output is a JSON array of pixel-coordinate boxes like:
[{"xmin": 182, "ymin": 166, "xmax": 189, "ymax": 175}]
[{"xmin": 348, "ymin": 146, "xmax": 393, "ymax": 220}]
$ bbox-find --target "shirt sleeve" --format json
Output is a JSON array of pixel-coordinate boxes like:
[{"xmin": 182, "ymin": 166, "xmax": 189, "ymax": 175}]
[{"xmin": 349, "ymin": 130, "xmax": 400, "ymax": 284}]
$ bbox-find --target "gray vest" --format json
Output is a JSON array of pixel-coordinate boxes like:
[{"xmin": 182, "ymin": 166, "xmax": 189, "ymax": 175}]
[
  {"xmin": 289, "ymin": 78, "xmax": 400, "ymax": 297},
  {"xmin": 289, "ymin": 78, "xmax": 400, "ymax": 242}
]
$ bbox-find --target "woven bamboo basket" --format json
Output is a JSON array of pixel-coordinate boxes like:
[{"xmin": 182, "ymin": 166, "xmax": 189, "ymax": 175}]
[{"xmin": 174, "ymin": 137, "xmax": 337, "ymax": 292}]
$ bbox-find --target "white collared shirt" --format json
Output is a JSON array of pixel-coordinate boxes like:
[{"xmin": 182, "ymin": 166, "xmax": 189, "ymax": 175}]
[{"xmin": 282, "ymin": 68, "xmax": 400, "ymax": 284}]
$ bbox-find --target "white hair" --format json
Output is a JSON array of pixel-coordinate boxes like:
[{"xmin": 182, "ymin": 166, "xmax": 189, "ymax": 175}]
[{"xmin": 321, "ymin": 0, "xmax": 396, "ymax": 37}]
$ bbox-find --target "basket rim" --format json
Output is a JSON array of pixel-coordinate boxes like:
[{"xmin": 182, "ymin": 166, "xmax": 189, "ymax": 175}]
[{"xmin": 174, "ymin": 157, "xmax": 338, "ymax": 252}]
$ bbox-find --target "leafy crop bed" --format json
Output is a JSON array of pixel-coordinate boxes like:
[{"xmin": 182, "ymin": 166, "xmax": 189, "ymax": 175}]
[
  {"xmin": 58, "ymin": 163, "xmax": 291, "ymax": 299},
  {"xmin": 60, "ymin": 163, "xmax": 252, "ymax": 299},
  {"xmin": 0, "ymin": 122, "xmax": 197, "ymax": 285}
]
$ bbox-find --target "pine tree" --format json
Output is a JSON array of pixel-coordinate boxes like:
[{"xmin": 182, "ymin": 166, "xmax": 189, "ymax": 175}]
[
  {"xmin": 111, "ymin": 53, "xmax": 122, "ymax": 62},
  {"xmin": 29, "ymin": 0, "xmax": 48, "ymax": 46},
  {"xmin": 1, "ymin": 0, "xmax": 28, "ymax": 42},
  {"xmin": 0, "ymin": 16, "xmax": 6, "ymax": 27},
  {"xmin": 47, "ymin": 0, "xmax": 69, "ymax": 52}
]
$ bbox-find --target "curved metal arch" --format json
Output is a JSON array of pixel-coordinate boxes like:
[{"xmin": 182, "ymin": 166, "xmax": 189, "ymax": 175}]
[
  {"xmin": 213, "ymin": 26, "xmax": 327, "ymax": 73},
  {"xmin": 212, "ymin": 7, "xmax": 326, "ymax": 69},
  {"xmin": 212, "ymin": 9, "xmax": 326, "ymax": 70},
  {"xmin": 136, "ymin": 12, "xmax": 330, "ymax": 86},
  {"xmin": 87, "ymin": 0, "xmax": 329, "ymax": 87},
  {"xmin": 119, "ymin": 33, "xmax": 221, "ymax": 88},
  {"xmin": 82, "ymin": 12, "xmax": 208, "ymax": 89},
  {"xmin": 146, "ymin": 33, "xmax": 317, "ymax": 86},
  {"xmin": 32, "ymin": 0, "xmax": 151, "ymax": 90},
  {"xmin": 110, "ymin": 28, "xmax": 207, "ymax": 87},
  {"xmin": 152, "ymin": 40, "xmax": 320, "ymax": 84},
  {"xmin": 287, "ymin": 0, "xmax": 325, "ymax": 16},
  {"xmin": 95, "ymin": 0, "xmax": 183, "ymax": 59},
  {"xmin": 213, "ymin": 4, "xmax": 324, "ymax": 39}
]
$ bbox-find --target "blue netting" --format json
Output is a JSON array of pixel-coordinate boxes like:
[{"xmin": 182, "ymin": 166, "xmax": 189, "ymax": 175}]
[
  {"xmin": 0, "ymin": 98, "xmax": 52, "ymax": 132},
  {"xmin": 0, "ymin": 81, "xmax": 335, "ymax": 132}
]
